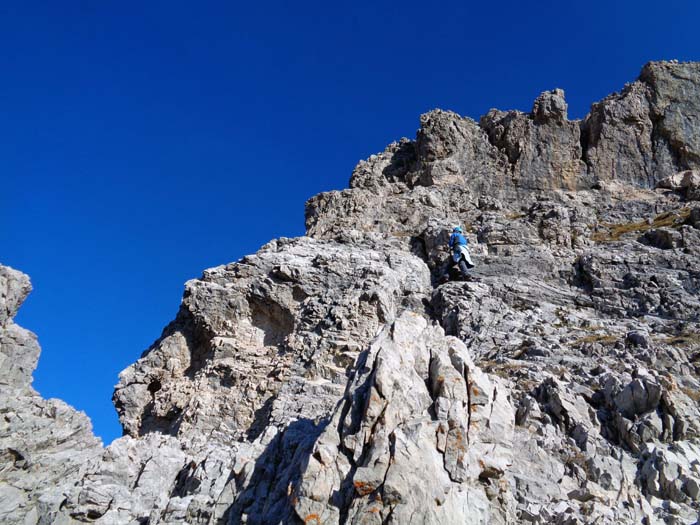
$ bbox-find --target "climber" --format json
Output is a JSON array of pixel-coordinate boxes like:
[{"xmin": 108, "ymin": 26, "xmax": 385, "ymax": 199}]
[{"xmin": 441, "ymin": 226, "xmax": 475, "ymax": 282}]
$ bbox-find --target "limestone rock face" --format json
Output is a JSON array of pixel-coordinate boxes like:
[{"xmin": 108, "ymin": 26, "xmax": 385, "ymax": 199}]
[
  {"xmin": 3, "ymin": 60, "xmax": 700, "ymax": 524},
  {"xmin": 0, "ymin": 266, "xmax": 103, "ymax": 525},
  {"xmin": 0, "ymin": 266, "xmax": 35, "ymax": 388},
  {"xmin": 293, "ymin": 312, "xmax": 515, "ymax": 525},
  {"xmin": 582, "ymin": 81, "xmax": 656, "ymax": 187},
  {"xmin": 113, "ymin": 237, "xmax": 430, "ymax": 446},
  {"xmin": 641, "ymin": 61, "xmax": 700, "ymax": 173},
  {"xmin": 583, "ymin": 61, "xmax": 700, "ymax": 188},
  {"xmin": 415, "ymin": 109, "xmax": 510, "ymax": 191},
  {"xmin": 481, "ymin": 88, "xmax": 588, "ymax": 191}
]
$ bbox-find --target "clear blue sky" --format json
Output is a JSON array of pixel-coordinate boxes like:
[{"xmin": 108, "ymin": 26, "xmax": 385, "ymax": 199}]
[{"xmin": 2, "ymin": 1, "xmax": 698, "ymax": 444}]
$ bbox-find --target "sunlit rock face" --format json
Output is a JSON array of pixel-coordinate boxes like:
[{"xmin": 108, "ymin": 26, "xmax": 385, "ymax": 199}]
[
  {"xmin": 0, "ymin": 266, "xmax": 103, "ymax": 525},
  {"xmin": 2, "ymin": 60, "xmax": 700, "ymax": 525}
]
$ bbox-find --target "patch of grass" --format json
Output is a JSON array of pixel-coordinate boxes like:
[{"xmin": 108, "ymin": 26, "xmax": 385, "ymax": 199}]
[
  {"xmin": 680, "ymin": 386, "xmax": 700, "ymax": 403},
  {"xmin": 482, "ymin": 361, "xmax": 530, "ymax": 371},
  {"xmin": 565, "ymin": 450, "xmax": 588, "ymax": 468},
  {"xmin": 654, "ymin": 332, "xmax": 700, "ymax": 347},
  {"xmin": 481, "ymin": 360, "xmax": 531, "ymax": 379},
  {"xmin": 591, "ymin": 207, "xmax": 691, "ymax": 243},
  {"xmin": 518, "ymin": 378, "xmax": 539, "ymax": 392},
  {"xmin": 577, "ymin": 324, "xmax": 604, "ymax": 332},
  {"xmin": 505, "ymin": 212, "xmax": 526, "ymax": 220},
  {"xmin": 571, "ymin": 334, "xmax": 618, "ymax": 346}
]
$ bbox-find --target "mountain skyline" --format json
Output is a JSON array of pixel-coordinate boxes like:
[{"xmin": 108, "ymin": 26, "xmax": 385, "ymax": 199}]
[{"xmin": 3, "ymin": 1, "xmax": 700, "ymax": 445}]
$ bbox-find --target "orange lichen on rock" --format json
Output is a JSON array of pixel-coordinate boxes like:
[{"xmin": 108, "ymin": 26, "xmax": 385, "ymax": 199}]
[{"xmin": 354, "ymin": 480, "xmax": 376, "ymax": 496}]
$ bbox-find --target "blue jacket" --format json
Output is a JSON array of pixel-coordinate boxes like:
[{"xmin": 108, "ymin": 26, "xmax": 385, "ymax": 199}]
[{"xmin": 449, "ymin": 232, "xmax": 468, "ymax": 251}]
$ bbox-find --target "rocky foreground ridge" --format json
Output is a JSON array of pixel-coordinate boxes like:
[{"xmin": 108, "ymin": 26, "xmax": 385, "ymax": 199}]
[{"xmin": 2, "ymin": 60, "xmax": 700, "ymax": 524}]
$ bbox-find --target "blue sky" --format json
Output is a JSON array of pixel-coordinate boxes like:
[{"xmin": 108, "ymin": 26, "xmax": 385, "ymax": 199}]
[{"xmin": 2, "ymin": 1, "xmax": 699, "ymax": 444}]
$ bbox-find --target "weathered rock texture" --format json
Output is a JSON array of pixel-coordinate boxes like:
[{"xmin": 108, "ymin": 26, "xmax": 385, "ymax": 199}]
[
  {"xmin": 0, "ymin": 266, "xmax": 103, "ymax": 524},
  {"xmin": 2, "ymin": 60, "xmax": 700, "ymax": 524}
]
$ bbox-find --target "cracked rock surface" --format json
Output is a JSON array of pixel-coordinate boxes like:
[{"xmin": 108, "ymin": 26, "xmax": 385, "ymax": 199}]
[
  {"xmin": 0, "ymin": 266, "xmax": 103, "ymax": 525},
  {"xmin": 293, "ymin": 312, "xmax": 515, "ymax": 524},
  {"xmin": 2, "ymin": 60, "xmax": 700, "ymax": 524}
]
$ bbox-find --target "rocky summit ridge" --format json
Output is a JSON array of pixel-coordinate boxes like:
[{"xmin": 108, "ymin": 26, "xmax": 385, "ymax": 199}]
[{"xmin": 2, "ymin": 60, "xmax": 700, "ymax": 524}]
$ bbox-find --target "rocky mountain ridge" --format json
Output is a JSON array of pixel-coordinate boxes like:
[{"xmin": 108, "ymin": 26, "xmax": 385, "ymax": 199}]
[{"xmin": 2, "ymin": 60, "xmax": 700, "ymax": 524}]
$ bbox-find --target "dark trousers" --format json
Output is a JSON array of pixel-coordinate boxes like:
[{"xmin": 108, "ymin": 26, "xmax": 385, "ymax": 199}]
[{"xmin": 443, "ymin": 254, "xmax": 469, "ymax": 279}]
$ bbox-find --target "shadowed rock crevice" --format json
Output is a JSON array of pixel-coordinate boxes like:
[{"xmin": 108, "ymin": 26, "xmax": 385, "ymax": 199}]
[
  {"xmin": 248, "ymin": 294, "xmax": 295, "ymax": 349},
  {"xmin": 227, "ymin": 418, "xmax": 329, "ymax": 525},
  {"xmin": 169, "ymin": 304, "xmax": 217, "ymax": 380},
  {"xmin": 246, "ymin": 394, "xmax": 276, "ymax": 442}
]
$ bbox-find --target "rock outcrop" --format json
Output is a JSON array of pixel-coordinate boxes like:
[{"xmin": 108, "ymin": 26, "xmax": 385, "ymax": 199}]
[
  {"xmin": 0, "ymin": 266, "xmax": 103, "ymax": 525},
  {"xmin": 2, "ymin": 60, "xmax": 700, "ymax": 524}
]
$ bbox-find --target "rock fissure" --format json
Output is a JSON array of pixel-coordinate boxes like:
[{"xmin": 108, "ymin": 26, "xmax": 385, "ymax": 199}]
[{"xmin": 464, "ymin": 365, "xmax": 473, "ymax": 445}]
